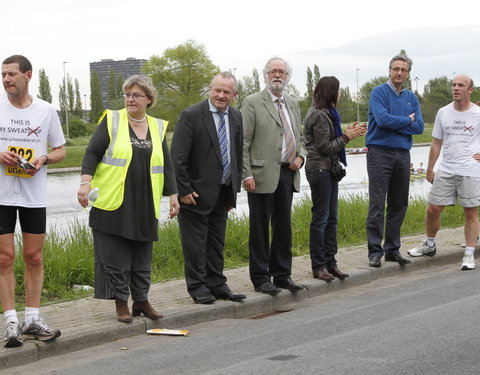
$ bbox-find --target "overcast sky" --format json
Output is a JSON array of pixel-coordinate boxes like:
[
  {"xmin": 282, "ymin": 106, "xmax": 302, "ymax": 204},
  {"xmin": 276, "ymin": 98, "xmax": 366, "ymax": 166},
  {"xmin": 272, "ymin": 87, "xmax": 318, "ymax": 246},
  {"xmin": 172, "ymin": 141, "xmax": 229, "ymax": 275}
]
[{"xmin": 3, "ymin": 0, "xmax": 480, "ymax": 108}]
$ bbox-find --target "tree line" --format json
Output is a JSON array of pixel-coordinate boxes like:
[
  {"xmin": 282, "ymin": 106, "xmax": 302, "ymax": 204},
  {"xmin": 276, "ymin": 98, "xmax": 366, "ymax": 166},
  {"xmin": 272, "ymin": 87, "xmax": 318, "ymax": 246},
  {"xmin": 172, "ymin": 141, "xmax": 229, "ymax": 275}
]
[{"xmin": 36, "ymin": 42, "xmax": 480, "ymax": 139}]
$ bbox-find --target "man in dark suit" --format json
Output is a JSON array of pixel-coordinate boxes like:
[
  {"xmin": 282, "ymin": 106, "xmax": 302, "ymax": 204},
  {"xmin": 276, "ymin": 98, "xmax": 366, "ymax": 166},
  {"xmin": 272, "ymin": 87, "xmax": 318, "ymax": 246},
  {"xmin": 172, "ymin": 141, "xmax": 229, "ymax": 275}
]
[
  {"xmin": 171, "ymin": 72, "xmax": 245, "ymax": 304},
  {"xmin": 242, "ymin": 57, "xmax": 306, "ymax": 295}
]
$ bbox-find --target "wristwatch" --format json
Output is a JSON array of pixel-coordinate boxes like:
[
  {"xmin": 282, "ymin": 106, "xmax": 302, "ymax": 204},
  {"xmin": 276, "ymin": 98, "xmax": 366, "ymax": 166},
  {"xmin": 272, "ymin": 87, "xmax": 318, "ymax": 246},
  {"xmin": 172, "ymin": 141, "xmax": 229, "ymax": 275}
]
[{"xmin": 41, "ymin": 155, "xmax": 49, "ymax": 165}]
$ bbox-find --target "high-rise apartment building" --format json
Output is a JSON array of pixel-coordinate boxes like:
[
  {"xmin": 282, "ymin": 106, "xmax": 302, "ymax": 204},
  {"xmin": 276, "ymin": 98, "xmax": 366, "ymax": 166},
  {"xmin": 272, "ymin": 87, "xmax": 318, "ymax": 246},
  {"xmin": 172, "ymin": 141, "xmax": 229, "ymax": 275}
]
[{"xmin": 90, "ymin": 57, "xmax": 147, "ymax": 107}]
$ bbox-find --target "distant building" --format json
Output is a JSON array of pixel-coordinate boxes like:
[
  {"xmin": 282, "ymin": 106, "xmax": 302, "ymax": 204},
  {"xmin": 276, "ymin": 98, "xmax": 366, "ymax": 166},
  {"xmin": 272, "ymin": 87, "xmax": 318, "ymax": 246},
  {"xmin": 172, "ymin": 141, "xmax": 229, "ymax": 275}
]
[{"xmin": 90, "ymin": 57, "xmax": 147, "ymax": 107}]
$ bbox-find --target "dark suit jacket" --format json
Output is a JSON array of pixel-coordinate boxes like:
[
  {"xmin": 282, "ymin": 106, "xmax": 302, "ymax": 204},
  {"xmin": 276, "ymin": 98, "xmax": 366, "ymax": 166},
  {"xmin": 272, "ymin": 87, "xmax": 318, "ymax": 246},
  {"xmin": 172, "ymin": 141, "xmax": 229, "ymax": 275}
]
[{"xmin": 171, "ymin": 99, "xmax": 243, "ymax": 215}]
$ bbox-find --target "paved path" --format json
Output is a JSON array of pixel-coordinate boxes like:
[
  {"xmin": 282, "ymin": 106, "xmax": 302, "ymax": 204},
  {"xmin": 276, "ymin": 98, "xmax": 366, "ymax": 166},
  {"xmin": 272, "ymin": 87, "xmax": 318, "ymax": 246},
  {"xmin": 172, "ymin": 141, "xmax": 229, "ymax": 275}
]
[{"xmin": 0, "ymin": 227, "xmax": 472, "ymax": 370}]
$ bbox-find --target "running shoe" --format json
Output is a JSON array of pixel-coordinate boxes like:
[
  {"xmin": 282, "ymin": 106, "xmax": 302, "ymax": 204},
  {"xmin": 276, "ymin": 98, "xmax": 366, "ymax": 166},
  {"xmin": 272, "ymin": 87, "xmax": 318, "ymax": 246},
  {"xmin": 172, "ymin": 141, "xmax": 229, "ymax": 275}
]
[{"xmin": 22, "ymin": 318, "xmax": 61, "ymax": 342}]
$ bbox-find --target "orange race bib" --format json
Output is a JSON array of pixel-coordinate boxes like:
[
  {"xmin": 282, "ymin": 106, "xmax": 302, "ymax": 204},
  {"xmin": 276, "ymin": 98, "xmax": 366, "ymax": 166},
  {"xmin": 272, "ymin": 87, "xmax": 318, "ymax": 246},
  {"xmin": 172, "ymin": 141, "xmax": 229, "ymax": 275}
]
[{"xmin": 5, "ymin": 145, "xmax": 34, "ymax": 178}]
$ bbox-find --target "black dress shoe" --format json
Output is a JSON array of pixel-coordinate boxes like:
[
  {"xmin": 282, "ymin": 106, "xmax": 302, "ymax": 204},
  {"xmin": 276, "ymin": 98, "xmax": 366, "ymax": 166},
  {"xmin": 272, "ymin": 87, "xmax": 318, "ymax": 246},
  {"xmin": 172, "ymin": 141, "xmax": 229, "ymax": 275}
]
[
  {"xmin": 369, "ymin": 256, "xmax": 381, "ymax": 267},
  {"xmin": 327, "ymin": 266, "xmax": 349, "ymax": 280},
  {"xmin": 193, "ymin": 294, "xmax": 216, "ymax": 304},
  {"xmin": 273, "ymin": 278, "xmax": 304, "ymax": 292},
  {"xmin": 215, "ymin": 291, "xmax": 247, "ymax": 302},
  {"xmin": 254, "ymin": 282, "xmax": 281, "ymax": 295},
  {"xmin": 385, "ymin": 253, "xmax": 411, "ymax": 265},
  {"xmin": 312, "ymin": 269, "xmax": 335, "ymax": 282}
]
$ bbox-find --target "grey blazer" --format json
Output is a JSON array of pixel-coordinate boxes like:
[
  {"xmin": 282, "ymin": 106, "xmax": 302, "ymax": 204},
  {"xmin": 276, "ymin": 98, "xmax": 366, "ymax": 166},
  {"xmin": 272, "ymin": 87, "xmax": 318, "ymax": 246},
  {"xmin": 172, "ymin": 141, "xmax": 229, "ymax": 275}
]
[{"xmin": 242, "ymin": 88, "xmax": 305, "ymax": 194}]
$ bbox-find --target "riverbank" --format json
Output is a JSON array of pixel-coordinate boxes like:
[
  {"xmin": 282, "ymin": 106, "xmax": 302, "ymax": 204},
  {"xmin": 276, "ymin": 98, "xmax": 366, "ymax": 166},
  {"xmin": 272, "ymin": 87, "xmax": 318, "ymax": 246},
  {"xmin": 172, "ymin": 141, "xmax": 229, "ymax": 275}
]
[
  {"xmin": 47, "ymin": 166, "xmax": 81, "ymax": 174},
  {"xmin": 52, "ymin": 144, "xmax": 432, "ymax": 173}
]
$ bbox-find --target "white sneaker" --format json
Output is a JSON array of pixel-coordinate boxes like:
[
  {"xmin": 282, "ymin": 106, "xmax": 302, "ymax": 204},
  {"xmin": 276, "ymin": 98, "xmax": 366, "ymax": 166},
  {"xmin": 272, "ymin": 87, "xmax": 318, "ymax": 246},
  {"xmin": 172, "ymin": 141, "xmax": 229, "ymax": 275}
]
[
  {"xmin": 22, "ymin": 318, "xmax": 61, "ymax": 342},
  {"xmin": 4, "ymin": 321, "xmax": 23, "ymax": 348},
  {"xmin": 407, "ymin": 240, "xmax": 436, "ymax": 257},
  {"xmin": 461, "ymin": 253, "xmax": 475, "ymax": 270}
]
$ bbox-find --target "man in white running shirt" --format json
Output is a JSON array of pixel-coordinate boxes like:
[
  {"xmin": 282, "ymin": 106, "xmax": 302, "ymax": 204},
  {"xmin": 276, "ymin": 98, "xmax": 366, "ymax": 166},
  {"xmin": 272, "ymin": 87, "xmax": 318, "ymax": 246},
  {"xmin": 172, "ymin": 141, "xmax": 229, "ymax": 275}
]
[
  {"xmin": 408, "ymin": 74, "xmax": 480, "ymax": 271},
  {"xmin": 0, "ymin": 55, "xmax": 65, "ymax": 347}
]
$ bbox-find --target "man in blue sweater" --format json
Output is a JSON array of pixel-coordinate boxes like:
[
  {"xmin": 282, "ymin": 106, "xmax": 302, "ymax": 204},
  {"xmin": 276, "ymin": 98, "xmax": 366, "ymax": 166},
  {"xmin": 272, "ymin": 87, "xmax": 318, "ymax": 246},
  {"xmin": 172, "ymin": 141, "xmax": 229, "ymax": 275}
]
[{"xmin": 366, "ymin": 54, "xmax": 424, "ymax": 267}]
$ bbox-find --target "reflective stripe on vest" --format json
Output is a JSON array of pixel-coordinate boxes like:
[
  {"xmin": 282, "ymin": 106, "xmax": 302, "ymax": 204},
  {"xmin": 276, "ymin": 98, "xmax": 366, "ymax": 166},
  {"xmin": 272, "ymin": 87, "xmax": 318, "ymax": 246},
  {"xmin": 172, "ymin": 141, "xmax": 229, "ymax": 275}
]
[
  {"xmin": 102, "ymin": 111, "xmax": 127, "ymax": 167},
  {"xmin": 151, "ymin": 118, "xmax": 164, "ymax": 174}
]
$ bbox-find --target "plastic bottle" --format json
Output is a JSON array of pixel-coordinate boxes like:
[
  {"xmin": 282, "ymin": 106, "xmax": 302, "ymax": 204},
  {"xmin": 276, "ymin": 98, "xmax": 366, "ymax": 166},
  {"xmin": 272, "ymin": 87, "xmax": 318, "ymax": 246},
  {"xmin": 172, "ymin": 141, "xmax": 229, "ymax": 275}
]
[
  {"xmin": 88, "ymin": 187, "xmax": 100, "ymax": 205},
  {"xmin": 72, "ymin": 285, "xmax": 94, "ymax": 291},
  {"xmin": 83, "ymin": 187, "xmax": 100, "ymax": 212}
]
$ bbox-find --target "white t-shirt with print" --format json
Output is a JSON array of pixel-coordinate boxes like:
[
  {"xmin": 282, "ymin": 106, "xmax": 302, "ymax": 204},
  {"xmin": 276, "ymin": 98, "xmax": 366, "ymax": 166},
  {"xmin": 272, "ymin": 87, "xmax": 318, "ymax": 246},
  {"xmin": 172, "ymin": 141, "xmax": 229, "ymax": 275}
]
[
  {"xmin": 0, "ymin": 95, "xmax": 65, "ymax": 208},
  {"xmin": 432, "ymin": 102, "xmax": 480, "ymax": 177}
]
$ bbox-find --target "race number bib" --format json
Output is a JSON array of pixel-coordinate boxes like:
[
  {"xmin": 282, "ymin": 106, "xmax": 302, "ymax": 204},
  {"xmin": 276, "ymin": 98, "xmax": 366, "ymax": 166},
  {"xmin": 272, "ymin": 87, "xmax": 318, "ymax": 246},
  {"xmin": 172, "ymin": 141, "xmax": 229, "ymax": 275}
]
[{"xmin": 5, "ymin": 145, "xmax": 34, "ymax": 178}]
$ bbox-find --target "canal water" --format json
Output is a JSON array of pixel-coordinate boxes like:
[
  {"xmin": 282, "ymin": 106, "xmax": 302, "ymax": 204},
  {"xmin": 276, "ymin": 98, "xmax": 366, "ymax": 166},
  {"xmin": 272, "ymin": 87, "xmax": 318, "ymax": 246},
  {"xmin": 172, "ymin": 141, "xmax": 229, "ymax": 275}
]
[{"xmin": 43, "ymin": 145, "xmax": 438, "ymax": 233}]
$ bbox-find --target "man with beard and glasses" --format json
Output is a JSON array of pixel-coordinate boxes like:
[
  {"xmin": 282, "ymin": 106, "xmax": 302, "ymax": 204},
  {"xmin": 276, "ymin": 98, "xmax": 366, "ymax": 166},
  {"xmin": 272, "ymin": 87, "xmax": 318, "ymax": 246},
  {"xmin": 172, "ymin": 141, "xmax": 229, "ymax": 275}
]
[{"xmin": 242, "ymin": 57, "xmax": 306, "ymax": 295}]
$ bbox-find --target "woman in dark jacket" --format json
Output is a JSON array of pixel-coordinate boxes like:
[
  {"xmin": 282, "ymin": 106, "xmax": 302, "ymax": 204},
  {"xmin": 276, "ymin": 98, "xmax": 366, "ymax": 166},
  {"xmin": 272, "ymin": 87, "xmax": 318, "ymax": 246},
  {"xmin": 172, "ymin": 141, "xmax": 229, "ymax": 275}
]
[{"xmin": 304, "ymin": 76, "xmax": 366, "ymax": 281}]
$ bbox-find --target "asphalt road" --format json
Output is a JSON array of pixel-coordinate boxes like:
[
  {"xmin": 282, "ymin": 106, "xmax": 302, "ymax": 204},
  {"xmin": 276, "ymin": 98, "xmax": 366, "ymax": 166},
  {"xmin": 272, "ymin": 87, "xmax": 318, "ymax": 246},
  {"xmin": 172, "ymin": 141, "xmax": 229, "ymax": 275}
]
[{"xmin": 7, "ymin": 263, "xmax": 480, "ymax": 375}]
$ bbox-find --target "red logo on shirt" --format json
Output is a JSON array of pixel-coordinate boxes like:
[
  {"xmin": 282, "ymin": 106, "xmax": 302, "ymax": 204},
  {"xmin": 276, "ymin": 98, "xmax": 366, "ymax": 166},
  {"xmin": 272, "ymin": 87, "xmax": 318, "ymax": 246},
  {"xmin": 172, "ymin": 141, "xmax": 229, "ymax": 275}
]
[{"xmin": 28, "ymin": 126, "xmax": 40, "ymax": 137}]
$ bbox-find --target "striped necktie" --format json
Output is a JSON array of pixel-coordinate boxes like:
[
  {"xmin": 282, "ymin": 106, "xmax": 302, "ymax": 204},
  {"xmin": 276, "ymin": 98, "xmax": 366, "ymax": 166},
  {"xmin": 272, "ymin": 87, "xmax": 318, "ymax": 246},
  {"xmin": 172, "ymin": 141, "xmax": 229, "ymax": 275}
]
[
  {"xmin": 217, "ymin": 111, "xmax": 230, "ymax": 181},
  {"xmin": 276, "ymin": 98, "xmax": 296, "ymax": 164}
]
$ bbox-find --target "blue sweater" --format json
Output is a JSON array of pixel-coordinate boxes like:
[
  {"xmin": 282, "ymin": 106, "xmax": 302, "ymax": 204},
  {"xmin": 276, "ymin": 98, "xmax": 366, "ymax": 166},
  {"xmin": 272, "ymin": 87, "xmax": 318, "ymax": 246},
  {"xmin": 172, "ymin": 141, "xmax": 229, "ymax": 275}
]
[{"xmin": 366, "ymin": 82, "xmax": 424, "ymax": 150}]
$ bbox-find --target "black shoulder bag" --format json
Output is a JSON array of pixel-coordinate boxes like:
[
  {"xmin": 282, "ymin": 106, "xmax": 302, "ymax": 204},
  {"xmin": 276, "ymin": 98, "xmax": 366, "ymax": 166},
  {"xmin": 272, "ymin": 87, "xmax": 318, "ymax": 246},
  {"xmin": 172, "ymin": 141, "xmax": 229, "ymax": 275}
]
[{"xmin": 331, "ymin": 157, "xmax": 346, "ymax": 182}]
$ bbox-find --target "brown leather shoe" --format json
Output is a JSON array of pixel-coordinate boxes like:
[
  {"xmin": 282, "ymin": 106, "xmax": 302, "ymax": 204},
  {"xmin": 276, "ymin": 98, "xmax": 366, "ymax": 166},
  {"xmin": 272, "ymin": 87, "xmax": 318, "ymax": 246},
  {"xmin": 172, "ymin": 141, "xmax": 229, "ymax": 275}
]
[
  {"xmin": 328, "ymin": 266, "xmax": 350, "ymax": 280},
  {"xmin": 312, "ymin": 269, "xmax": 335, "ymax": 282},
  {"xmin": 132, "ymin": 300, "xmax": 163, "ymax": 320},
  {"xmin": 115, "ymin": 298, "xmax": 133, "ymax": 323}
]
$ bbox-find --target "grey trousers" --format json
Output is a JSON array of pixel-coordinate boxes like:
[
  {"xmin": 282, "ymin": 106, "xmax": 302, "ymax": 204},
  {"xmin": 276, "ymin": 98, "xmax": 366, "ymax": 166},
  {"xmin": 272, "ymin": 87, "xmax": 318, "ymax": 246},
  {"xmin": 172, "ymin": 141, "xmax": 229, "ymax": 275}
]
[{"xmin": 92, "ymin": 230, "xmax": 153, "ymax": 301}]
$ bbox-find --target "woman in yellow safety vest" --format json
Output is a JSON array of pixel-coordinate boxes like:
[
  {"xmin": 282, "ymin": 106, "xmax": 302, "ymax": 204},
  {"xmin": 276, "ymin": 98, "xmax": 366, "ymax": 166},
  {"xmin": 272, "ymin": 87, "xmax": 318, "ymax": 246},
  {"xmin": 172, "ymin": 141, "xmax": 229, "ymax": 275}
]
[{"xmin": 77, "ymin": 75, "xmax": 179, "ymax": 323}]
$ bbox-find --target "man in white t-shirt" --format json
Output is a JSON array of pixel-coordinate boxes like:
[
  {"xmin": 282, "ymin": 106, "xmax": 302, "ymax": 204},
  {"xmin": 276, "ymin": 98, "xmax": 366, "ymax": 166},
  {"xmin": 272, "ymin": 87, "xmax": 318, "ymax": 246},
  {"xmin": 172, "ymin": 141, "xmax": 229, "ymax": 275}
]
[
  {"xmin": 408, "ymin": 74, "xmax": 480, "ymax": 270},
  {"xmin": 0, "ymin": 55, "xmax": 66, "ymax": 347}
]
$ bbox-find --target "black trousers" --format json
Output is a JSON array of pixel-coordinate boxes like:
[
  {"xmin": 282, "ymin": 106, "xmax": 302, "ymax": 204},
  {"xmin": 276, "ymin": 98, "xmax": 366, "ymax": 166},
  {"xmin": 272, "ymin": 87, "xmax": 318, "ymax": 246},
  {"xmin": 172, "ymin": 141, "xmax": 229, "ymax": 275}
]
[
  {"xmin": 366, "ymin": 147, "xmax": 410, "ymax": 258},
  {"xmin": 248, "ymin": 165, "xmax": 294, "ymax": 286},
  {"xmin": 178, "ymin": 185, "xmax": 231, "ymax": 299},
  {"xmin": 306, "ymin": 169, "xmax": 339, "ymax": 271}
]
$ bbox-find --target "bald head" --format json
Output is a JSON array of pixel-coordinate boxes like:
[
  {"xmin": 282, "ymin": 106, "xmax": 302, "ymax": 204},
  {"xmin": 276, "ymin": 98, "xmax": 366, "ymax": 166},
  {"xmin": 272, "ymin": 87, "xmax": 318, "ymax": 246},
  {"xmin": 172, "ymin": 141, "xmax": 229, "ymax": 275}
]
[
  {"xmin": 452, "ymin": 74, "xmax": 475, "ymax": 105},
  {"xmin": 453, "ymin": 74, "xmax": 474, "ymax": 89}
]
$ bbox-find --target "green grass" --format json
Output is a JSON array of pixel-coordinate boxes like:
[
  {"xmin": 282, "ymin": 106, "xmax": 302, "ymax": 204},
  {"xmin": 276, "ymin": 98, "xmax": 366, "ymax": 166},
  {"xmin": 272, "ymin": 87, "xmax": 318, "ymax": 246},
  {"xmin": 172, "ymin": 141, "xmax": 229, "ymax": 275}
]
[
  {"xmin": 7, "ymin": 194, "xmax": 465, "ymax": 312},
  {"xmin": 412, "ymin": 126, "xmax": 434, "ymax": 144},
  {"xmin": 291, "ymin": 192, "xmax": 465, "ymax": 252},
  {"xmin": 66, "ymin": 136, "xmax": 93, "ymax": 147},
  {"xmin": 53, "ymin": 146, "xmax": 86, "ymax": 168}
]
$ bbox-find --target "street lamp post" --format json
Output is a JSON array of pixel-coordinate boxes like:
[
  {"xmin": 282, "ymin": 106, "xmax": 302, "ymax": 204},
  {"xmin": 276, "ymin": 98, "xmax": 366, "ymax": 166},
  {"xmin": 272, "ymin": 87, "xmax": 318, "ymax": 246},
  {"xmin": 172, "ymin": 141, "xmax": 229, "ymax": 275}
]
[
  {"xmin": 63, "ymin": 61, "xmax": 69, "ymax": 139},
  {"xmin": 356, "ymin": 68, "xmax": 360, "ymax": 122},
  {"xmin": 84, "ymin": 94, "xmax": 87, "ymax": 122},
  {"xmin": 414, "ymin": 77, "xmax": 419, "ymax": 93}
]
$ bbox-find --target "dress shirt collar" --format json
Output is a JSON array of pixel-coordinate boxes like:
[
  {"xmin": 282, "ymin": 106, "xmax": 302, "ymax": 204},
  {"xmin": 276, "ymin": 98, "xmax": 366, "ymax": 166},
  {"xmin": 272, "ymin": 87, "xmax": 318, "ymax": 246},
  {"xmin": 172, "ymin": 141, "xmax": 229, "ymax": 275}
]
[
  {"xmin": 266, "ymin": 88, "xmax": 285, "ymax": 103},
  {"xmin": 387, "ymin": 80, "xmax": 404, "ymax": 96}
]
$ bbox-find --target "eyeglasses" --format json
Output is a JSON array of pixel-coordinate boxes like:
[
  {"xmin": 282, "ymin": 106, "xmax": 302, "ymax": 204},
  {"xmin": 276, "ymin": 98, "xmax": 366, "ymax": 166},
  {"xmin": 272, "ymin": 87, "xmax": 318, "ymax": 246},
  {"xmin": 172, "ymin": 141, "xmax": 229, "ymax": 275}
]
[
  {"xmin": 267, "ymin": 69, "xmax": 288, "ymax": 76},
  {"xmin": 390, "ymin": 67, "xmax": 409, "ymax": 73},
  {"xmin": 123, "ymin": 93, "xmax": 147, "ymax": 100}
]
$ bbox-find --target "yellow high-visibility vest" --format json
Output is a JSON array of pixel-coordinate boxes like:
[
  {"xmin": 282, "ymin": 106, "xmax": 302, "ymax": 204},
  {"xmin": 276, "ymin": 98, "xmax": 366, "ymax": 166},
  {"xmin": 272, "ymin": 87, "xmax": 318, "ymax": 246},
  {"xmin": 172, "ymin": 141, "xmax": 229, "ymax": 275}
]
[{"xmin": 92, "ymin": 108, "xmax": 168, "ymax": 218}]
